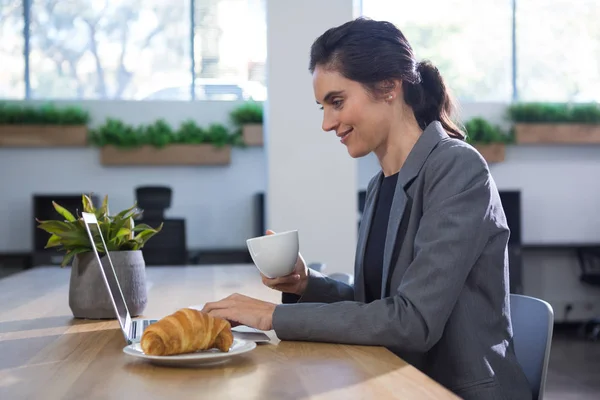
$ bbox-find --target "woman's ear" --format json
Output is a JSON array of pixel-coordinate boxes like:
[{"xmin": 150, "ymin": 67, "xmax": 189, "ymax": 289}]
[{"xmin": 381, "ymin": 79, "xmax": 403, "ymax": 102}]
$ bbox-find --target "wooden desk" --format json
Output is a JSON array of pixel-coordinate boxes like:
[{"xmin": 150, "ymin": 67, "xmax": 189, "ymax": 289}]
[{"xmin": 0, "ymin": 265, "xmax": 458, "ymax": 399}]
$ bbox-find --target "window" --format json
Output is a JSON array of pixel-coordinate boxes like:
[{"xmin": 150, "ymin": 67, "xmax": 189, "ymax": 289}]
[
  {"xmin": 0, "ymin": 0, "xmax": 267, "ymax": 100},
  {"xmin": 143, "ymin": 0, "xmax": 267, "ymax": 101},
  {"xmin": 29, "ymin": 0, "xmax": 191, "ymax": 100},
  {"xmin": 362, "ymin": 0, "xmax": 600, "ymax": 103},
  {"xmin": 517, "ymin": 0, "xmax": 600, "ymax": 102},
  {"xmin": 0, "ymin": 0, "xmax": 25, "ymax": 99},
  {"xmin": 361, "ymin": 0, "xmax": 513, "ymax": 102}
]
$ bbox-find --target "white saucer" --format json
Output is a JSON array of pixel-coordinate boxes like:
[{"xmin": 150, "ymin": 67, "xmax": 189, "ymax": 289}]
[{"xmin": 123, "ymin": 338, "xmax": 256, "ymax": 367}]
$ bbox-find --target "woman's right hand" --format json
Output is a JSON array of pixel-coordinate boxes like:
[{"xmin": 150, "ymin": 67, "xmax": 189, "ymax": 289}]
[{"xmin": 260, "ymin": 229, "xmax": 309, "ymax": 296}]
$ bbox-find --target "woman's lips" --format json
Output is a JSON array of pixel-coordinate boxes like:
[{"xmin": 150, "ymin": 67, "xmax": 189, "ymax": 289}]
[{"xmin": 338, "ymin": 128, "xmax": 353, "ymax": 144}]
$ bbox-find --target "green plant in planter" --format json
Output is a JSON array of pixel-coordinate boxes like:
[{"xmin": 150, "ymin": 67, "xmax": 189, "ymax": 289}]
[
  {"xmin": 507, "ymin": 102, "xmax": 600, "ymax": 123},
  {"xmin": 177, "ymin": 120, "xmax": 239, "ymax": 147},
  {"xmin": 89, "ymin": 118, "xmax": 240, "ymax": 148},
  {"xmin": 88, "ymin": 118, "xmax": 146, "ymax": 148},
  {"xmin": 229, "ymin": 101, "xmax": 263, "ymax": 126},
  {"xmin": 227, "ymin": 101, "xmax": 264, "ymax": 146},
  {"xmin": 464, "ymin": 117, "xmax": 512, "ymax": 145},
  {"xmin": 0, "ymin": 101, "xmax": 90, "ymax": 125},
  {"xmin": 36, "ymin": 194, "xmax": 163, "ymax": 267}
]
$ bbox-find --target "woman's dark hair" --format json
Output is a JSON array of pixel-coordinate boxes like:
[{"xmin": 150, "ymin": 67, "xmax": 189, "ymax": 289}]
[{"xmin": 309, "ymin": 17, "xmax": 464, "ymax": 139}]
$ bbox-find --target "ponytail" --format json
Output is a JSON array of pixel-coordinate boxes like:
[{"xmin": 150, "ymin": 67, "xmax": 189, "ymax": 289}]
[{"xmin": 404, "ymin": 60, "xmax": 465, "ymax": 139}]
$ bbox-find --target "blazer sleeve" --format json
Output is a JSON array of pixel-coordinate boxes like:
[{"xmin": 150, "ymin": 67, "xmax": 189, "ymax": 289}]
[
  {"xmin": 282, "ymin": 268, "xmax": 354, "ymax": 304},
  {"xmin": 272, "ymin": 145, "xmax": 498, "ymax": 352}
]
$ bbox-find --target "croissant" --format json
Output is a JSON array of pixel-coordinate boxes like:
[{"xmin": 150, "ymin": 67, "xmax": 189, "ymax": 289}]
[{"xmin": 140, "ymin": 308, "xmax": 234, "ymax": 356}]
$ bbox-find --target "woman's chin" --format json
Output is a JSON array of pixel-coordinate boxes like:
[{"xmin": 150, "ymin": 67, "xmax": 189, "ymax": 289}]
[{"xmin": 346, "ymin": 145, "xmax": 370, "ymax": 159}]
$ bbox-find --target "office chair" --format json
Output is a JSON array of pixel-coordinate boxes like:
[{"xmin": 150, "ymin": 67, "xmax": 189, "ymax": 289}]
[
  {"xmin": 135, "ymin": 186, "xmax": 187, "ymax": 265},
  {"xmin": 510, "ymin": 294, "xmax": 554, "ymax": 400},
  {"xmin": 308, "ymin": 268, "xmax": 555, "ymax": 400},
  {"xmin": 310, "ymin": 263, "xmax": 354, "ymax": 285},
  {"xmin": 576, "ymin": 247, "xmax": 600, "ymax": 341}
]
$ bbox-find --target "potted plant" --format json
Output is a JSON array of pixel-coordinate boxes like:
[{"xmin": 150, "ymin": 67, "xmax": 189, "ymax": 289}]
[
  {"xmin": 507, "ymin": 102, "xmax": 600, "ymax": 144},
  {"xmin": 230, "ymin": 101, "xmax": 263, "ymax": 146},
  {"xmin": 464, "ymin": 117, "xmax": 512, "ymax": 163},
  {"xmin": 89, "ymin": 118, "xmax": 236, "ymax": 166},
  {"xmin": 0, "ymin": 102, "xmax": 90, "ymax": 147},
  {"xmin": 36, "ymin": 194, "xmax": 163, "ymax": 319}
]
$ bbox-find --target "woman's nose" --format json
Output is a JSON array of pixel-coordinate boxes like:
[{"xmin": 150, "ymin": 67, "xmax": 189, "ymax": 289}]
[{"xmin": 321, "ymin": 111, "xmax": 338, "ymax": 132}]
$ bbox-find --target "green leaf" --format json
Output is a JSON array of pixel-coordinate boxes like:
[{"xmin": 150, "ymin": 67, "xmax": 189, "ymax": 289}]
[
  {"xmin": 36, "ymin": 220, "xmax": 78, "ymax": 235},
  {"xmin": 62, "ymin": 252, "xmax": 75, "ymax": 268},
  {"xmin": 109, "ymin": 216, "xmax": 128, "ymax": 240},
  {"xmin": 114, "ymin": 203, "xmax": 138, "ymax": 220},
  {"xmin": 82, "ymin": 194, "xmax": 95, "ymax": 213},
  {"xmin": 52, "ymin": 201, "xmax": 76, "ymax": 222},
  {"xmin": 114, "ymin": 227, "xmax": 132, "ymax": 239},
  {"xmin": 61, "ymin": 248, "xmax": 90, "ymax": 267},
  {"xmin": 45, "ymin": 234, "xmax": 62, "ymax": 248},
  {"xmin": 133, "ymin": 228, "xmax": 160, "ymax": 245},
  {"xmin": 96, "ymin": 194, "xmax": 109, "ymax": 221},
  {"xmin": 55, "ymin": 235, "xmax": 92, "ymax": 248},
  {"xmin": 132, "ymin": 223, "xmax": 159, "ymax": 232},
  {"xmin": 99, "ymin": 221, "xmax": 110, "ymax": 243}
]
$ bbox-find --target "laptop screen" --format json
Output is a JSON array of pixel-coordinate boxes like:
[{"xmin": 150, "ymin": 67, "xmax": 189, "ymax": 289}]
[{"xmin": 81, "ymin": 212, "xmax": 132, "ymax": 337}]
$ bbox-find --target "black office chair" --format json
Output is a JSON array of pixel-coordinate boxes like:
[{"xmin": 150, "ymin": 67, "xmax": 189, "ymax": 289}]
[
  {"xmin": 135, "ymin": 186, "xmax": 187, "ymax": 265},
  {"xmin": 576, "ymin": 247, "xmax": 600, "ymax": 340},
  {"xmin": 136, "ymin": 186, "xmax": 172, "ymax": 220}
]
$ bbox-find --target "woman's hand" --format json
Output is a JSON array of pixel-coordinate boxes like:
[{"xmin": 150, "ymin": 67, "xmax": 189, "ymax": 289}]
[
  {"xmin": 201, "ymin": 293, "xmax": 276, "ymax": 331},
  {"xmin": 260, "ymin": 229, "xmax": 309, "ymax": 296}
]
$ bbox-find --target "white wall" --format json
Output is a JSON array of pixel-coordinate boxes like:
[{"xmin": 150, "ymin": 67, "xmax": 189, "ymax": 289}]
[
  {"xmin": 265, "ymin": 0, "xmax": 358, "ymax": 275},
  {"xmin": 0, "ymin": 100, "xmax": 266, "ymax": 252}
]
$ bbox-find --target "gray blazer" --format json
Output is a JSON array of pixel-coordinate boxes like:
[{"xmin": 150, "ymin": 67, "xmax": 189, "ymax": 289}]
[{"xmin": 272, "ymin": 121, "xmax": 532, "ymax": 400}]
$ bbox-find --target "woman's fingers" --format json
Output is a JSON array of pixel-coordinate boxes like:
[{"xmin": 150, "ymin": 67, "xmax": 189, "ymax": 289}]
[{"xmin": 262, "ymin": 274, "xmax": 300, "ymax": 286}]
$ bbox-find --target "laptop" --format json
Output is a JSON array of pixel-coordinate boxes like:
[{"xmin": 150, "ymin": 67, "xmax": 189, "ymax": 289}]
[
  {"xmin": 81, "ymin": 212, "xmax": 158, "ymax": 345},
  {"xmin": 80, "ymin": 212, "xmax": 271, "ymax": 345}
]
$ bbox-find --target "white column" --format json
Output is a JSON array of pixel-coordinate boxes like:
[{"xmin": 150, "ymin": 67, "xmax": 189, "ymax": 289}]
[{"xmin": 265, "ymin": 0, "xmax": 358, "ymax": 275}]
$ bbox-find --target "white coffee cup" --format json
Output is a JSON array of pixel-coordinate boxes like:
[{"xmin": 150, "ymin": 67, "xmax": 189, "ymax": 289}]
[{"xmin": 246, "ymin": 230, "xmax": 299, "ymax": 278}]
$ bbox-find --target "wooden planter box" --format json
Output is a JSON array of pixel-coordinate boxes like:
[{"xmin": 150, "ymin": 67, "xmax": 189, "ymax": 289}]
[
  {"xmin": 0, "ymin": 125, "xmax": 88, "ymax": 147},
  {"xmin": 100, "ymin": 144, "xmax": 231, "ymax": 166},
  {"xmin": 474, "ymin": 143, "xmax": 506, "ymax": 163},
  {"xmin": 242, "ymin": 124, "xmax": 263, "ymax": 146},
  {"xmin": 515, "ymin": 123, "xmax": 600, "ymax": 144}
]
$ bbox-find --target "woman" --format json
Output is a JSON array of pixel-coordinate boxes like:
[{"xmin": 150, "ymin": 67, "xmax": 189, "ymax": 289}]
[{"xmin": 203, "ymin": 17, "xmax": 532, "ymax": 400}]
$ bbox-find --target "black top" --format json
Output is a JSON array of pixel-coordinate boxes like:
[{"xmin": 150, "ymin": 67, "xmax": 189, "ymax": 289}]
[{"xmin": 363, "ymin": 172, "xmax": 399, "ymax": 303}]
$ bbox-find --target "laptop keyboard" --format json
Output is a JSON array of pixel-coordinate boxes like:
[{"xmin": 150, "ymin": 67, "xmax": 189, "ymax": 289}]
[
  {"xmin": 132, "ymin": 319, "xmax": 158, "ymax": 338},
  {"xmin": 143, "ymin": 319, "xmax": 158, "ymax": 330}
]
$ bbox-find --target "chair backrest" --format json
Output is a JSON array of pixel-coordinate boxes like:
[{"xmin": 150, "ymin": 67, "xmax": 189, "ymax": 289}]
[
  {"xmin": 328, "ymin": 272, "xmax": 354, "ymax": 286},
  {"xmin": 510, "ymin": 294, "xmax": 554, "ymax": 400}
]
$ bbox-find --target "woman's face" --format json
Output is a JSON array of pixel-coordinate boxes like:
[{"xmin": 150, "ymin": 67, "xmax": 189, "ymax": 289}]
[{"xmin": 313, "ymin": 65, "xmax": 396, "ymax": 158}]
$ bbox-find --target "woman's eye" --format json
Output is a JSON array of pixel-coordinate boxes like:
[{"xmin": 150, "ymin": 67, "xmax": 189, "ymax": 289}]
[{"xmin": 332, "ymin": 100, "xmax": 343, "ymax": 109}]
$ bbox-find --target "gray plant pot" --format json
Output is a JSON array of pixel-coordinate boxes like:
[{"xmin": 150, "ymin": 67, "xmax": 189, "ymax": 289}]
[{"xmin": 69, "ymin": 250, "xmax": 148, "ymax": 319}]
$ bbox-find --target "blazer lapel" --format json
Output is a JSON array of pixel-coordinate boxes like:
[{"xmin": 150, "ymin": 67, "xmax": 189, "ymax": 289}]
[
  {"xmin": 379, "ymin": 121, "xmax": 449, "ymax": 298},
  {"xmin": 381, "ymin": 186, "xmax": 407, "ymax": 298},
  {"xmin": 355, "ymin": 172, "xmax": 382, "ymax": 302}
]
